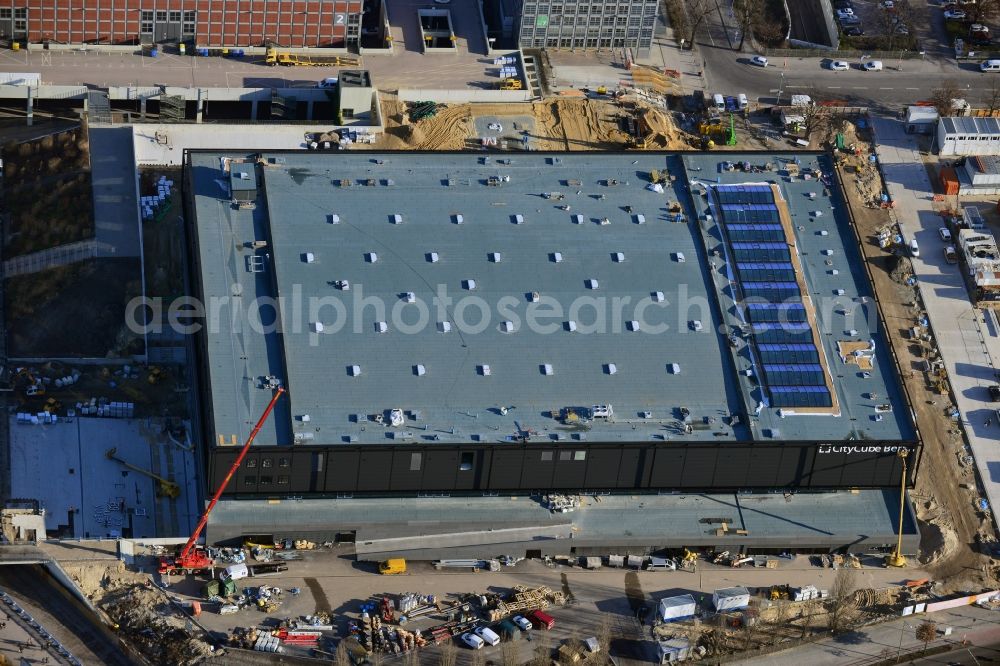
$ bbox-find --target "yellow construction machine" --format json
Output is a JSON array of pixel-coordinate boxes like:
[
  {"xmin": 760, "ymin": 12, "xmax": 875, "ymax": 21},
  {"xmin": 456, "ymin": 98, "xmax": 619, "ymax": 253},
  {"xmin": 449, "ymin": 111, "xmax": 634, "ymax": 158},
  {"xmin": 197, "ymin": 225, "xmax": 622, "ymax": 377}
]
[{"xmin": 105, "ymin": 447, "xmax": 181, "ymax": 499}]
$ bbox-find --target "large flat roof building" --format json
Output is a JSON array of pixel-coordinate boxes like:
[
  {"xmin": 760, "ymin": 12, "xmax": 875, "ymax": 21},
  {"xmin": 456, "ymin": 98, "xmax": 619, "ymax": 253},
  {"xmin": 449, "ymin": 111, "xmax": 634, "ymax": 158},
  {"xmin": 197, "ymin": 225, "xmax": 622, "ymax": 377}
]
[{"xmin": 184, "ymin": 151, "xmax": 919, "ymax": 509}]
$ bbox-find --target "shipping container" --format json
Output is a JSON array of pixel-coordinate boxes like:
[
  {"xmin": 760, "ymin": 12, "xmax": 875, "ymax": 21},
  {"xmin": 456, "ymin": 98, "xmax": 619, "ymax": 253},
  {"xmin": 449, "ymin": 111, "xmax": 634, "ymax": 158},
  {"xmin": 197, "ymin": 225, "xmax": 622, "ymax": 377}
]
[
  {"xmin": 712, "ymin": 586, "xmax": 750, "ymax": 612},
  {"xmin": 658, "ymin": 594, "xmax": 696, "ymax": 623},
  {"xmin": 941, "ymin": 167, "xmax": 960, "ymax": 196}
]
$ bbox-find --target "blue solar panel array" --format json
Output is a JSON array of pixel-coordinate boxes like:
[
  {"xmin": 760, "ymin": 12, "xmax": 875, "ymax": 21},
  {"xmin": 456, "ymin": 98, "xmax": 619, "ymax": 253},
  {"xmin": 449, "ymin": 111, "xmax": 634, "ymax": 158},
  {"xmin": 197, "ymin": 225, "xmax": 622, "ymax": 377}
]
[{"xmin": 716, "ymin": 185, "xmax": 832, "ymax": 409}]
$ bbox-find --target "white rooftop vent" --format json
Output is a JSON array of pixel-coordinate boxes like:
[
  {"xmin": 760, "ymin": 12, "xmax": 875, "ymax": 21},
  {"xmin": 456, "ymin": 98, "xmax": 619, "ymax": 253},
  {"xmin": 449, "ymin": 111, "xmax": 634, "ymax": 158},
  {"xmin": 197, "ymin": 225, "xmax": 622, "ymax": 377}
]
[
  {"xmin": 674, "ymin": 252, "xmax": 686, "ymax": 263},
  {"xmin": 668, "ymin": 363, "xmax": 681, "ymax": 374},
  {"xmin": 304, "ymin": 252, "xmax": 315, "ymax": 263},
  {"xmin": 605, "ymin": 363, "xmax": 618, "ymax": 375},
  {"xmin": 653, "ymin": 291, "xmax": 665, "ymax": 302},
  {"xmin": 392, "ymin": 213, "xmax": 403, "ymax": 224},
  {"xmin": 528, "ymin": 291, "xmax": 540, "ymax": 303},
  {"xmin": 500, "ymin": 320, "xmax": 516, "ymax": 333},
  {"xmin": 820, "ymin": 230, "xmax": 829, "ymax": 236},
  {"xmin": 831, "ymin": 269, "xmax": 840, "ymax": 275},
  {"xmin": 454, "ymin": 214, "xmax": 464, "ymax": 224},
  {"xmin": 427, "ymin": 252, "xmax": 440, "ymax": 263},
  {"xmin": 404, "ymin": 291, "xmax": 416, "ymax": 303},
  {"xmin": 365, "ymin": 252, "xmax": 378, "ymax": 263},
  {"xmin": 514, "ymin": 214, "xmax": 525, "ymax": 224},
  {"xmin": 375, "ymin": 321, "xmax": 388, "ymax": 333},
  {"xmin": 312, "ymin": 322, "xmax": 324, "ymax": 333},
  {"xmin": 463, "ymin": 279, "xmax": 477, "ymax": 290},
  {"xmin": 612, "ymin": 252, "xmax": 625, "ymax": 262},
  {"xmin": 329, "ymin": 214, "xmax": 340, "ymax": 224},
  {"xmin": 438, "ymin": 321, "xmax": 452, "ymax": 333},
  {"xmin": 835, "ymin": 288, "xmax": 846, "ymax": 296},
  {"xmin": 573, "ymin": 214, "xmax": 584, "ymax": 224},
  {"xmin": 489, "ymin": 252, "xmax": 502, "ymax": 263},
  {"xmin": 479, "ymin": 364, "xmax": 491, "ymax": 376},
  {"xmin": 585, "ymin": 279, "xmax": 599, "ymax": 290},
  {"xmin": 824, "ymin": 249, "xmax": 834, "ymax": 256},
  {"xmin": 627, "ymin": 320, "xmax": 640, "ymax": 332},
  {"xmin": 551, "ymin": 252, "xmax": 563, "ymax": 263},
  {"xmin": 635, "ymin": 214, "xmax": 646, "ymax": 224},
  {"xmin": 348, "ymin": 364, "xmax": 362, "ymax": 377},
  {"xmin": 541, "ymin": 363, "xmax": 554, "ymax": 375},
  {"xmin": 414, "ymin": 364, "xmax": 426, "ymax": 376},
  {"xmin": 566, "ymin": 320, "xmax": 578, "ymax": 332}
]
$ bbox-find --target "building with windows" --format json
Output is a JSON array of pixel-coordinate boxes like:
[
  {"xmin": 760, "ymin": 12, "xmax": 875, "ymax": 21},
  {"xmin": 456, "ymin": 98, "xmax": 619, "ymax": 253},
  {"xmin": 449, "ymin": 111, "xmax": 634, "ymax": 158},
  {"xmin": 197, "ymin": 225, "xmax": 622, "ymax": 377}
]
[
  {"xmin": 181, "ymin": 149, "xmax": 921, "ymax": 557},
  {"xmin": 0, "ymin": 1, "xmax": 361, "ymax": 49},
  {"xmin": 516, "ymin": 0, "xmax": 659, "ymax": 56}
]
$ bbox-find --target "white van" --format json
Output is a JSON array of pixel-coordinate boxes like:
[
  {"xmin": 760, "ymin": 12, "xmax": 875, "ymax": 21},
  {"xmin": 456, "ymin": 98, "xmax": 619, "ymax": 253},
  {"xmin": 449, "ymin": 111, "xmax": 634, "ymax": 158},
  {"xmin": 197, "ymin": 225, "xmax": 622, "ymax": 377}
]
[
  {"xmin": 737, "ymin": 93, "xmax": 749, "ymax": 111},
  {"xmin": 909, "ymin": 239, "xmax": 920, "ymax": 257},
  {"xmin": 220, "ymin": 564, "xmax": 249, "ymax": 582},
  {"xmin": 712, "ymin": 93, "xmax": 725, "ymax": 111},
  {"xmin": 474, "ymin": 626, "xmax": 501, "ymax": 647},
  {"xmin": 981, "ymin": 60, "xmax": 1000, "ymax": 72},
  {"xmin": 647, "ymin": 556, "xmax": 677, "ymax": 571},
  {"xmin": 317, "ymin": 76, "xmax": 339, "ymax": 88}
]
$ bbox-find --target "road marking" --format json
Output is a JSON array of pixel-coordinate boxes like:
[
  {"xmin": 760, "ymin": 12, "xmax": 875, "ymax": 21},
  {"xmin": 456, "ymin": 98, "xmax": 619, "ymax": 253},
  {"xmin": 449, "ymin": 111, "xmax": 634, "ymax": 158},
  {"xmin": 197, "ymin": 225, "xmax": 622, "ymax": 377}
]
[
  {"xmin": 786, "ymin": 85, "xmax": 805, "ymax": 88},
  {"xmin": 851, "ymin": 87, "xmax": 869, "ymax": 90},
  {"xmin": 905, "ymin": 87, "xmax": 919, "ymax": 90},
  {"xmin": 878, "ymin": 87, "xmax": 893, "ymax": 90},
  {"xmin": 827, "ymin": 86, "xmax": 841, "ymax": 89}
]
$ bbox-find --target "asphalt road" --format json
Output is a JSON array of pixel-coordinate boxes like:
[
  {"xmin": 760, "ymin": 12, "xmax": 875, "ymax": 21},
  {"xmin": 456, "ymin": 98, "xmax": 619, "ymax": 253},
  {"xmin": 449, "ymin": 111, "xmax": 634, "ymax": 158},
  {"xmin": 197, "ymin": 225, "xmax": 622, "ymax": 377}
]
[
  {"xmin": 702, "ymin": 45, "xmax": 1000, "ymax": 110},
  {"xmin": 909, "ymin": 642, "xmax": 1000, "ymax": 664}
]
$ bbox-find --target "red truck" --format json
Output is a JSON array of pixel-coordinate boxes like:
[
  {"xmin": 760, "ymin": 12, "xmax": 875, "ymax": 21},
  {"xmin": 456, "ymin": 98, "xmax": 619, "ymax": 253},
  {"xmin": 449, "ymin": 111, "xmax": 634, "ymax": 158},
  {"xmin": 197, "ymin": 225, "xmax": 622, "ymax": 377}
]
[{"xmin": 528, "ymin": 609, "xmax": 555, "ymax": 630}]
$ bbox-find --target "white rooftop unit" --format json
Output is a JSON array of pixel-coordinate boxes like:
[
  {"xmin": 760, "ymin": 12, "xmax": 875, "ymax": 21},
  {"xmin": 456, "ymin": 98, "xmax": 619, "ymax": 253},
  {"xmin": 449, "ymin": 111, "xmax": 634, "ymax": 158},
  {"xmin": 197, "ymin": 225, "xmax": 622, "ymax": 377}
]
[
  {"xmin": 573, "ymin": 214, "xmax": 584, "ymax": 224},
  {"xmin": 635, "ymin": 214, "xmax": 646, "ymax": 224},
  {"xmin": 311, "ymin": 322, "xmax": 324, "ymax": 333},
  {"xmin": 414, "ymin": 364, "xmax": 426, "ymax": 376},
  {"xmin": 528, "ymin": 291, "xmax": 540, "ymax": 302},
  {"xmin": 454, "ymin": 214, "xmax": 464, "ymax": 224},
  {"xmin": 438, "ymin": 321, "xmax": 452, "ymax": 333},
  {"xmin": 627, "ymin": 320, "xmax": 640, "ymax": 331},
  {"xmin": 329, "ymin": 214, "xmax": 340, "ymax": 224},
  {"xmin": 674, "ymin": 252, "xmax": 685, "ymax": 262},
  {"xmin": 478, "ymin": 364, "xmax": 491, "ymax": 376},
  {"xmin": 712, "ymin": 587, "xmax": 750, "ymax": 612},
  {"xmin": 514, "ymin": 214, "xmax": 525, "ymax": 224},
  {"xmin": 500, "ymin": 320, "xmax": 516, "ymax": 333},
  {"xmin": 392, "ymin": 213, "xmax": 403, "ymax": 224},
  {"xmin": 668, "ymin": 363, "xmax": 681, "ymax": 374},
  {"xmin": 428, "ymin": 252, "xmax": 440, "ymax": 263},
  {"xmin": 551, "ymin": 252, "xmax": 563, "ymax": 263},
  {"xmin": 489, "ymin": 252, "xmax": 502, "ymax": 262},
  {"xmin": 365, "ymin": 252, "xmax": 378, "ymax": 263},
  {"xmin": 375, "ymin": 321, "xmax": 388, "ymax": 333},
  {"xmin": 605, "ymin": 363, "xmax": 617, "ymax": 375},
  {"xmin": 348, "ymin": 364, "xmax": 362, "ymax": 377},
  {"xmin": 541, "ymin": 363, "xmax": 554, "ymax": 375},
  {"xmin": 463, "ymin": 279, "xmax": 477, "ymax": 290},
  {"xmin": 612, "ymin": 252, "xmax": 625, "ymax": 262},
  {"xmin": 404, "ymin": 291, "xmax": 416, "ymax": 303},
  {"xmin": 658, "ymin": 594, "xmax": 696, "ymax": 623},
  {"xmin": 304, "ymin": 252, "xmax": 315, "ymax": 263},
  {"xmin": 585, "ymin": 279, "xmax": 599, "ymax": 289},
  {"xmin": 566, "ymin": 320, "xmax": 578, "ymax": 332},
  {"xmin": 653, "ymin": 291, "xmax": 665, "ymax": 302}
]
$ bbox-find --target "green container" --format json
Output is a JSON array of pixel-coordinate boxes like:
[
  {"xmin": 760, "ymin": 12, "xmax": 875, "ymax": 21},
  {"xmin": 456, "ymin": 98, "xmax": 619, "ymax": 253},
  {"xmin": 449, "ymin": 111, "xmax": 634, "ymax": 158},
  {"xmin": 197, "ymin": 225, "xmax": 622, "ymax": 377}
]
[{"xmin": 203, "ymin": 580, "xmax": 220, "ymax": 599}]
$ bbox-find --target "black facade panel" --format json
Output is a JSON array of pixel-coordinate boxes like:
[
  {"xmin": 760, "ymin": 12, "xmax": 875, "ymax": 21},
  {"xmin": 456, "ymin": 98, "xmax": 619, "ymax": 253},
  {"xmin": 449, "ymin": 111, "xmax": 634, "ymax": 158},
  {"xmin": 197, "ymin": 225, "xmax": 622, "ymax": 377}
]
[
  {"xmin": 489, "ymin": 449, "xmax": 524, "ymax": 489},
  {"xmin": 616, "ymin": 448, "xmax": 643, "ymax": 488},
  {"xmin": 209, "ymin": 440, "xmax": 920, "ymax": 497},
  {"xmin": 521, "ymin": 450, "xmax": 555, "ymax": 489},
  {"xmin": 679, "ymin": 448, "xmax": 718, "ymax": 487},
  {"xmin": 552, "ymin": 451, "xmax": 587, "ymax": 488},
  {"xmin": 648, "ymin": 447, "xmax": 686, "ymax": 487},
  {"xmin": 423, "ymin": 450, "xmax": 459, "ymax": 490},
  {"xmin": 357, "ymin": 450, "xmax": 392, "ymax": 491},
  {"xmin": 325, "ymin": 450, "xmax": 360, "ymax": 492},
  {"xmin": 585, "ymin": 449, "xmax": 623, "ymax": 487}
]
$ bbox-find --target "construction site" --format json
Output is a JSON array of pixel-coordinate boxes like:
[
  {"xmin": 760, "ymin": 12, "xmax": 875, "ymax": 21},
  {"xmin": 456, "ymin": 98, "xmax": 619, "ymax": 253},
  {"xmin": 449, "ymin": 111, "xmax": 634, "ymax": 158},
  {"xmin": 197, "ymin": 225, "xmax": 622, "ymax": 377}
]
[{"xmin": 0, "ymin": 41, "xmax": 996, "ymax": 666}]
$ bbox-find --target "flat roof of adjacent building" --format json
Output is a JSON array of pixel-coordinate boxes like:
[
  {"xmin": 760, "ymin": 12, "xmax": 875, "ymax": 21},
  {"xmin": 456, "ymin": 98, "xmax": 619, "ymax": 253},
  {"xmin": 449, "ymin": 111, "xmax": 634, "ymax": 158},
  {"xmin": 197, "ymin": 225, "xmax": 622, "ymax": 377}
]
[
  {"xmin": 186, "ymin": 151, "xmax": 914, "ymax": 448},
  {"xmin": 940, "ymin": 116, "xmax": 1000, "ymax": 135}
]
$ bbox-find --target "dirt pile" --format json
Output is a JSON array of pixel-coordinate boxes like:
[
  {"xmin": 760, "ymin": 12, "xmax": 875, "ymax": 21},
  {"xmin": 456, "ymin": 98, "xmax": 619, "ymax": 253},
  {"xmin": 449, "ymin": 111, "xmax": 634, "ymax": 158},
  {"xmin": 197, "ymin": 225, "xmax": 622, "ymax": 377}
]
[{"xmin": 63, "ymin": 561, "xmax": 214, "ymax": 666}]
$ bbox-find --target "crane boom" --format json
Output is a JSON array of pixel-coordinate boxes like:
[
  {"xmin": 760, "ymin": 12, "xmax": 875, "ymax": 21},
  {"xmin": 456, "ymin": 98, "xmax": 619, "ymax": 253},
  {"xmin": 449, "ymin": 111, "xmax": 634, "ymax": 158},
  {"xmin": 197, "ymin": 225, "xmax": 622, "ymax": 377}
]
[{"xmin": 179, "ymin": 387, "xmax": 285, "ymax": 562}]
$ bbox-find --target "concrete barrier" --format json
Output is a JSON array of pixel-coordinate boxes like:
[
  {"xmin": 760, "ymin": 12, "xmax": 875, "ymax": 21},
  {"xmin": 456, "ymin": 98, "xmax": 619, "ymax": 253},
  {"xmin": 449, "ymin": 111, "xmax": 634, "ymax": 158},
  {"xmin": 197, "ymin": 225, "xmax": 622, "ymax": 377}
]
[{"xmin": 397, "ymin": 88, "xmax": 532, "ymax": 103}]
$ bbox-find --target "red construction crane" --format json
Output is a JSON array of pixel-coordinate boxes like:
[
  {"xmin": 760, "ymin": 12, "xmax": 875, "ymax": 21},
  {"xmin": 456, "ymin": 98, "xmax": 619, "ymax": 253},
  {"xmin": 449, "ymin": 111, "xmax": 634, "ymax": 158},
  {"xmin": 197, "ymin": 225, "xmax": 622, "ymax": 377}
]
[{"xmin": 159, "ymin": 387, "xmax": 286, "ymax": 575}]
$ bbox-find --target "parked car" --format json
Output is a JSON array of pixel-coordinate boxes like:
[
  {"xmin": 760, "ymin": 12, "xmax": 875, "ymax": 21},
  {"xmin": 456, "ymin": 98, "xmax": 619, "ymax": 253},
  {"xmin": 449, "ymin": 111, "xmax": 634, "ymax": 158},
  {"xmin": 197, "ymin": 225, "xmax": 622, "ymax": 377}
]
[
  {"xmin": 863, "ymin": 60, "xmax": 884, "ymax": 71},
  {"xmin": 460, "ymin": 633, "xmax": 485, "ymax": 650},
  {"xmin": 944, "ymin": 9, "xmax": 967, "ymax": 19},
  {"xmin": 945, "ymin": 246, "xmax": 958, "ymax": 264},
  {"xmin": 939, "ymin": 227, "xmax": 953, "ymax": 242},
  {"xmin": 513, "ymin": 615, "xmax": 533, "ymax": 631},
  {"xmin": 836, "ymin": 8, "xmax": 855, "ymax": 18},
  {"xmin": 750, "ymin": 55, "xmax": 769, "ymax": 67},
  {"xmin": 880, "ymin": 0, "xmax": 894, "ymax": 7},
  {"xmin": 829, "ymin": 60, "xmax": 850, "ymax": 70},
  {"xmin": 838, "ymin": 14, "xmax": 862, "ymax": 24},
  {"xmin": 474, "ymin": 626, "xmax": 501, "ymax": 647},
  {"xmin": 843, "ymin": 25, "xmax": 865, "ymax": 35}
]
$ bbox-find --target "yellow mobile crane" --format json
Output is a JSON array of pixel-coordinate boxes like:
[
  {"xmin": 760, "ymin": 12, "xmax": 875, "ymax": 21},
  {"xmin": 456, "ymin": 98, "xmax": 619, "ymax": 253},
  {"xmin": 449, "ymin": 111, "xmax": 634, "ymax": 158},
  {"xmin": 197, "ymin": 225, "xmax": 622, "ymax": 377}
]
[{"xmin": 105, "ymin": 447, "xmax": 181, "ymax": 499}]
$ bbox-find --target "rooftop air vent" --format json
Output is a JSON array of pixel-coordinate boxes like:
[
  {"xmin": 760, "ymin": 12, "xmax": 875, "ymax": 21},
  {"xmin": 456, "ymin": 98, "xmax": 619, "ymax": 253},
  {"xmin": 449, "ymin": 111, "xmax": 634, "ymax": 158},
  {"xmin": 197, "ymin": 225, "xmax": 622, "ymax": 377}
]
[
  {"xmin": 312, "ymin": 322, "xmax": 324, "ymax": 333},
  {"xmin": 375, "ymin": 321, "xmax": 388, "ymax": 333},
  {"xmin": 438, "ymin": 321, "xmax": 452, "ymax": 333},
  {"xmin": 329, "ymin": 214, "xmax": 340, "ymax": 224},
  {"xmin": 365, "ymin": 252, "xmax": 378, "ymax": 263},
  {"xmin": 427, "ymin": 252, "xmax": 440, "ymax": 263},
  {"xmin": 612, "ymin": 252, "xmax": 625, "ymax": 262},
  {"xmin": 489, "ymin": 252, "xmax": 502, "ymax": 263},
  {"xmin": 454, "ymin": 214, "xmax": 464, "ymax": 224},
  {"xmin": 541, "ymin": 363, "xmax": 554, "ymax": 375},
  {"xmin": 551, "ymin": 252, "xmax": 563, "ymax": 263},
  {"xmin": 635, "ymin": 214, "xmax": 646, "ymax": 224},
  {"xmin": 605, "ymin": 363, "xmax": 618, "ymax": 375},
  {"xmin": 585, "ymin": 279, "xmax": 599, "ymax": 289},
  {"xmin": 463, "ymin": 279, "xmax": 477, "ymax": 290},
  {"xmin": 392, "ymin": 214, "xmax": 403, "ymax": 224},
  {"xmin": 513, "ymin": 214, "xmax": 525, "ymax": 224},
  {"xmin": 478, "ymin": 364, "xmax": 491, "ymax": 376},
  {"xmin": 414, "ymin": 364, "xmax": 426, "ymax": 376},
  {"xmin": 627, "ymin": 320, "xmax": 640, "ymax": 332},
  {"xmin": 500, "ymin": 320, "xmax": 516, "ymax": 333},
  {"xmin": 348, "ymin": 365, "xmax": 362, "ymax": 377},
  {"xmin": 303, "ymin": 252, "xmax": 315, "ymax": 263},
  {"xmin": 404, "ymin": 292, "xmax": 416, "ymax": 303},
  {"xmin": 653, "ymin": 291, "xmax": 665, "ymax": 302},
  {"xmin": 566, "ymin": 321, "xmax": 578, "ymax": 332},
  {"xmin": 573, "ymin": 214, "xmax": 584, "ymax": 224}
]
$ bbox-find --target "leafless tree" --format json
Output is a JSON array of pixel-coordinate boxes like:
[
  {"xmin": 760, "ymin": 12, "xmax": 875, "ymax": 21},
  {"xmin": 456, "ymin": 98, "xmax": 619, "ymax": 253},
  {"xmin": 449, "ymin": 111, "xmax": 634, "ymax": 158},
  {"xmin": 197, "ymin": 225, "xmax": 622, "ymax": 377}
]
[
  {"xmin": 470, "ymin": 649, "xmax": 487, "ymax": 666},
  {"xmin": 684, "ymin": 0, "xmax": 717, "ymax": 48},
  {"xmin": 597, "ymin": 612, "xmax": 613, "ymax": 654},
  {"xmin": 769, "ymin": 599, "xmax": 792, "ymax": 646},
  {"xmin": 827, "ymin": 567, "xmax": 859, "ymax": 634},
  {"xmin": 500, "ymin": 639, "xmax": 521, "ymax": 666},
  {"xmin": 754, "ymin": 15, "xmax": 785, "ymax": 46},
  {"xmin": 985, "ymin": 77, "xmax": 1000, "ymax": 114},
  {"xmin": 438, "ymin": 640, "xmax": 458, "ymax": 666},
  {"xmin": 931, "ymin": 81, "xmax": 963, "ymax": 118},
  {"xmin": 733, "ymin": 0, "xmax": 765, "ymax": 50},
  {"xmin": 916, "ymin": 621, "xmax": 937, "ymax": 652},
  {"xmin": 741, "ymin": 606, "xmax": 762, "ymax": 650},
  {"xmin": 971, "ymin": 0, "xmax": 1000, "ymax": 23}
]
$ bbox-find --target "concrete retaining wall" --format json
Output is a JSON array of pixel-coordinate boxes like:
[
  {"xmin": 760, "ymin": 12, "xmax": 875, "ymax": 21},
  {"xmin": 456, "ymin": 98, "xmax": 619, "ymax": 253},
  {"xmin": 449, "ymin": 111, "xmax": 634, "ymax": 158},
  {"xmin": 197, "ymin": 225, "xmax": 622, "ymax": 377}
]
[{"xmin": 397, "ymin": 88, "xmax": 532, "ymax": 102}]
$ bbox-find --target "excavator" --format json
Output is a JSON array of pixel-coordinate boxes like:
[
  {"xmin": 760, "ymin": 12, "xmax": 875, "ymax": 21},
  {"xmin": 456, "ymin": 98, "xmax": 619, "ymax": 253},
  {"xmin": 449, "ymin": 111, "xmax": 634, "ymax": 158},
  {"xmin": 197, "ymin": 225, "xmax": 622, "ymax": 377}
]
[
  {"xmin": 106, "ymin": 447, "xmax": 181, "ymax": 499},
  {"xmin": 159, "ymin": 387, "xmax": 286, "ymax": 576}
]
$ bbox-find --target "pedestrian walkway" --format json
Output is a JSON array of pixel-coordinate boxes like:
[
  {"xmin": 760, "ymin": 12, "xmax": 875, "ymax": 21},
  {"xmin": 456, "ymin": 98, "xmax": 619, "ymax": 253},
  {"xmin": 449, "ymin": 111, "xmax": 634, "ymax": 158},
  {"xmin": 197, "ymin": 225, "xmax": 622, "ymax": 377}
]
[
  {"xmin": 88, "ymin": 125, "xmax": 141, "ymax": 258},
  {"xmin": 871, "ymin": 116, "xmax": 1000, "ymax": 517},
  {"xmin": 638, "ymin": 14, "xmax": 705, "ymax": 95}
]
